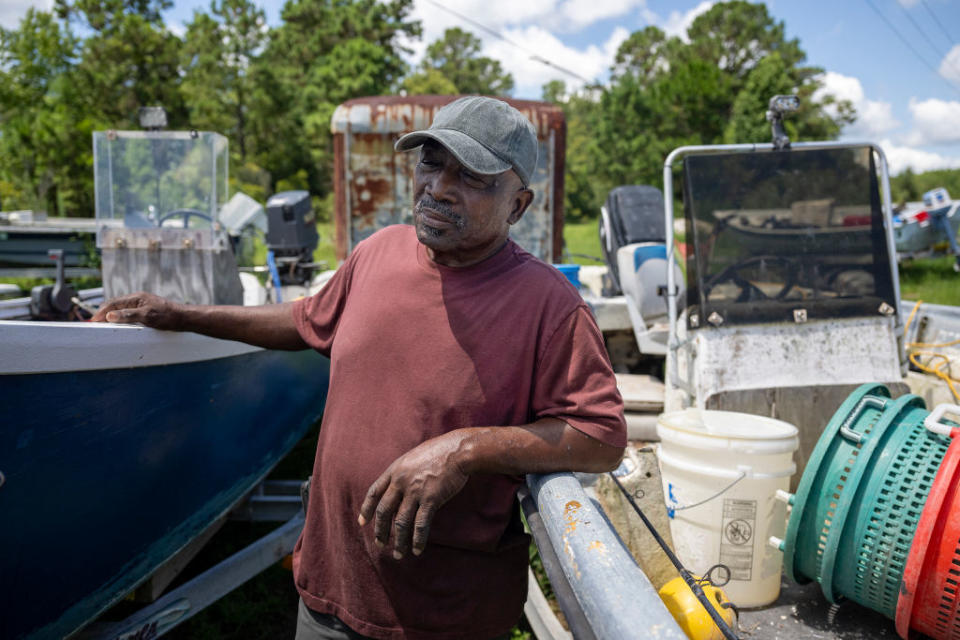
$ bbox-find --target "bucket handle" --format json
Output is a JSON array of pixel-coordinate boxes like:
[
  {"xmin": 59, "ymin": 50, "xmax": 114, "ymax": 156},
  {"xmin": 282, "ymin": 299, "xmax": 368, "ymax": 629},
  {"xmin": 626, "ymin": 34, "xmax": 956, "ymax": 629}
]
[
  {"xmin": 924, "ymin": 403, "xmax": 960, "ymax": 438},
  {"xmin": 667, "ymin": 470, "xmax": 746, "ymax": 512},
  {"xmin": 839, "ymin": 395, "xmax": 888, "ymax": 444}
]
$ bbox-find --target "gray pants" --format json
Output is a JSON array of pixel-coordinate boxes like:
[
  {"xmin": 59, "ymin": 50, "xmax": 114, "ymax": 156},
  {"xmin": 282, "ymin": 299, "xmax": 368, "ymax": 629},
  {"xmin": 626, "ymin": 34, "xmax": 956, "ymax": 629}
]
[
  {"xmin": 295, "ymin": 599, "xmax": 373, "ymax": 640},
  {"xmin": 294, "ymin": 598, "xmax": 512, "ymax": 640}
]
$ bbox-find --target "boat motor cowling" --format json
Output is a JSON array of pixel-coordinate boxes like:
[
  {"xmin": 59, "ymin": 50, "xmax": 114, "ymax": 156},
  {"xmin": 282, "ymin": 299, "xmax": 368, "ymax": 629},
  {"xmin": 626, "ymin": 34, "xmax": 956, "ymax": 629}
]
[{"xmin": 265, "ymin": 190, "xmax": 319, "ymax": 285}]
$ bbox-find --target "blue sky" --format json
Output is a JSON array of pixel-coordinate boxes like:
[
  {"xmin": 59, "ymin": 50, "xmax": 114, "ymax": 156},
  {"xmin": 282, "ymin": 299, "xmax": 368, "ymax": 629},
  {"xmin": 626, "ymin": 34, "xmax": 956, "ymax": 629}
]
[{"xmin": 4, "ymin": 0, "xmax": 960, "ymax": 174}]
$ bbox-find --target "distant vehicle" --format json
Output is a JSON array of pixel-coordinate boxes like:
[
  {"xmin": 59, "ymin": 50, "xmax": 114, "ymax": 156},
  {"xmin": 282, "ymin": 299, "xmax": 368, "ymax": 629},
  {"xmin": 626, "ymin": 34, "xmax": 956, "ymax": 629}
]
[{"xmin": 893, "ymin": 187, "xmax": 960, "ymax": 270}]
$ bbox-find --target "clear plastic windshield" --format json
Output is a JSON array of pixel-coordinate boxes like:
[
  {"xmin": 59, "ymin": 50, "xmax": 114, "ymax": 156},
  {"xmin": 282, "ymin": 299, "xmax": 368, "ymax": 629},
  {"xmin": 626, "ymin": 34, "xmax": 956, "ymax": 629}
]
[
  {"xmin": 93, "ymin": 131, "xmax": 228, "ymax": 246},
  {"xmin": 682, "ymin": 146, "xmax": 896, "ymax": 327}
]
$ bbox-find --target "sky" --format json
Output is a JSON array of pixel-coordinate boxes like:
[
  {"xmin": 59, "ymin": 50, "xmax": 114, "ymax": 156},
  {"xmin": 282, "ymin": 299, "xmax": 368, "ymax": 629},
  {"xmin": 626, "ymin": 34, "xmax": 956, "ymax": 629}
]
[{"xmin": 4, "ymin": 0, "xmax": 960, "ymax": 175}]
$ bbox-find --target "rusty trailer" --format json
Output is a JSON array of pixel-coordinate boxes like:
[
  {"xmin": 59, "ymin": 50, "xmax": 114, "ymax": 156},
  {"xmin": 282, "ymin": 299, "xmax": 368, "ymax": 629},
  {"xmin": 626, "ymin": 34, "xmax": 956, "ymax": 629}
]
[{"xmin": 330, "ymin": 95, "xmax": 566, "ymax": 263}]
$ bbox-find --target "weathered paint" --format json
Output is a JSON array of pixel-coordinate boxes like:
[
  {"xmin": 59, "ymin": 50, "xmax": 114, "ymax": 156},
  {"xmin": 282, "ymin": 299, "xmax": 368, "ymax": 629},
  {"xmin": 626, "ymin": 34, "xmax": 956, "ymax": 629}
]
[
  {"xmin": 527, "ymin": 473, "xmax": 686, "ymax": 639},
  {"xmin": 330, "ymin": 95, "xmax": 566, "ymax": 263}
]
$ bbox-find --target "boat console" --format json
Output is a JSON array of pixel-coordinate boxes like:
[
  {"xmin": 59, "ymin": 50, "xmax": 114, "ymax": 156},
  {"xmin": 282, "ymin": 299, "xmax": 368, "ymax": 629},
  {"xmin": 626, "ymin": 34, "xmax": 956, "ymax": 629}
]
[
  {"xmin": 93, "ymin": 130, "xmax": 244, "ymax": 305},
  {"xmin": 663, "ymin": 142, "xmax": 909, "ymax": 479}
]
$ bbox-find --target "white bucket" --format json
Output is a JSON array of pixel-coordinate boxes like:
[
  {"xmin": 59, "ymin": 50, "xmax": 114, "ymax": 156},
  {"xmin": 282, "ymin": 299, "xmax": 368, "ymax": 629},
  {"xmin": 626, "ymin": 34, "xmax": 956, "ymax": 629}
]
[{"xmin": 657, "ymin": 409, "xmax": 798, "ymax": 608}]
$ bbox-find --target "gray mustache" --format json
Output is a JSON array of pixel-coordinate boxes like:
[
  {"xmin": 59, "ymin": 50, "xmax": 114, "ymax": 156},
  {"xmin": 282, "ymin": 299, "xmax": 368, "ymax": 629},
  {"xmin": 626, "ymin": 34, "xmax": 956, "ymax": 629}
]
[{"xmin": 416, "ymin": 196, "xmax": 462, "ymax": 227}]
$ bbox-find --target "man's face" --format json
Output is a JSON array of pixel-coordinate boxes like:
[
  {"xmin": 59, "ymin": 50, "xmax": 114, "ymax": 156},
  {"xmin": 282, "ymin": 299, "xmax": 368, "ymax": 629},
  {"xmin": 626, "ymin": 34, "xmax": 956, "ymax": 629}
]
[{"xmin": 412, "ymin": 141, "xmax": 533, "ymax": 267}]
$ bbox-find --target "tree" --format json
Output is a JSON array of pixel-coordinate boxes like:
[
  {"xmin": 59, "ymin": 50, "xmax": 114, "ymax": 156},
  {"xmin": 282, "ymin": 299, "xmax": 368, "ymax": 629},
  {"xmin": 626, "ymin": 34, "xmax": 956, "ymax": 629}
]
[
  {"xmin": 0, "ymin": 8, "xmax": 92, "ymax": 215},
  {"xmin": 723, "ymin": 53, "xmax": 854, "ymax": 144},
  {"xmin": 180, "ymin": 0, "xmax": 268, "ymax": 161},
  {"xmin": 541, "ymin": 80, "xmax": 605, "ymax": 222},
  {"xmin": 590, "ymin": 0, "xmax": 856, "ymax": 202},
  {"xmin": 259, "ymin": 0, "xmax": 420, "ymax": 197},
  {"xmin": 686, "ymin": 1, "xmax": 804, "ymax": 93},
  {"xmin": 405, "ymin": 28, "xmax": 513, "ymax": 96},
  {"xmin": 56, "ymin": 0, "xmax": 186, "ymax": 129},
  {"xmin": 402, "ymin": 68, "xmax": 458, "ymax": 95}
]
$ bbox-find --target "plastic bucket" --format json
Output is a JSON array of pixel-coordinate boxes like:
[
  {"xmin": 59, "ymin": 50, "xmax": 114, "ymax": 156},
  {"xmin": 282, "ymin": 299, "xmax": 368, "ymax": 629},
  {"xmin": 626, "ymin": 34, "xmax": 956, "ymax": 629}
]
[
  {"xmin": 657, "ymin": 409, "xmax": 798, "ymax": 608},
  {"xmin": 551, "ymin": 263, "xmax": 581, "ymax": 288}
]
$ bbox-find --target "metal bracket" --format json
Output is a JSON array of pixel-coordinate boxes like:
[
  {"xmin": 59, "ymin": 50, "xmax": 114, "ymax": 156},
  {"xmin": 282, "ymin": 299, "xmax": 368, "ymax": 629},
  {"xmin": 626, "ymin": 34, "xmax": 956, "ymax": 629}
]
[{"xmin": 76, "ymin": 512, "xmax": 305, "ymax": 640}]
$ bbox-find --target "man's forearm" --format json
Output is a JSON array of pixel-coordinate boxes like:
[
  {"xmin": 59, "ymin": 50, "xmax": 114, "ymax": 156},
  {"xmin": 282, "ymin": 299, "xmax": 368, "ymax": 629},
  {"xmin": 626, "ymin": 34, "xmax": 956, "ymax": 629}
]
[
  {"xmin": 358, "ymin": 418, "xmax": 624, "ymax": 557},
  {"xmin": 452, "ymin": 418, "xmax": 624, "ymax": 476},
  {"xmin": 172, "ymin": 302, "xmax": 307, "ymax": 350}
]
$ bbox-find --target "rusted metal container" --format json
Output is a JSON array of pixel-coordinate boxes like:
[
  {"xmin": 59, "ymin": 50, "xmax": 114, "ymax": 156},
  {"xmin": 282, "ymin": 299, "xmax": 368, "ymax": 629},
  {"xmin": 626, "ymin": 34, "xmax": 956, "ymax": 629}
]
[{"xmin": 330, "ymin": 95, "xmax": 566, "ymax": 263}]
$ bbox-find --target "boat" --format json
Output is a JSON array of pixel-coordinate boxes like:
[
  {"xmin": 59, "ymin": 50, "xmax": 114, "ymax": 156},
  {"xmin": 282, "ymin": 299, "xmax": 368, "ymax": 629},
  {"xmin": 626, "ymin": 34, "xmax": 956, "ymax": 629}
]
[
  {"xmin": 0, "ymin": 211, "xmax": 99, "ymax": 271},
  {"xmin": 0, "ymin": 127, "xmax": 331, "ymax": 639},
  {"xmin": 893, "ymin": 187, "xmax": 960, "ymax": 258},
  {"xmin": 529, "ymin": 101, "xmax": 960, "ymax": 638}
]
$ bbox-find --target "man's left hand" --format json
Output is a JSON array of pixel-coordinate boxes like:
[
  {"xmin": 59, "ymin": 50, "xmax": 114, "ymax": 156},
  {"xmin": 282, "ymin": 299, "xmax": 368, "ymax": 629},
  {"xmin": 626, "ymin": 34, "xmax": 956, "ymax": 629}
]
[{"xmin": 358, "ymin": 432, "xmax": 469, "ymax": 559}]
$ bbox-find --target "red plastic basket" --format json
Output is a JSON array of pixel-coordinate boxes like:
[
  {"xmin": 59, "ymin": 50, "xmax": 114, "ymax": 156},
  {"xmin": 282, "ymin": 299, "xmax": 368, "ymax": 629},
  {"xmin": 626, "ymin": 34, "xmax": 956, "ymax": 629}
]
[{"xmin": 897, "ymin": 404, "xmax": 960, "ymax": 639}]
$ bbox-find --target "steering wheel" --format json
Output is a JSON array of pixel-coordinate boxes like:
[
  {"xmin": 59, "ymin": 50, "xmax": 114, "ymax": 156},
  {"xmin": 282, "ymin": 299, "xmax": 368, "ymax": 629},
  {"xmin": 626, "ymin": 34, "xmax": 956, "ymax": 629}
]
[
  {"xmin": 702, "ymin": 256, "xmax": 799, "ymax": 303},
  {"xmin": 158, "ymin": 208, "xmax": 213, "ymax": 228}
]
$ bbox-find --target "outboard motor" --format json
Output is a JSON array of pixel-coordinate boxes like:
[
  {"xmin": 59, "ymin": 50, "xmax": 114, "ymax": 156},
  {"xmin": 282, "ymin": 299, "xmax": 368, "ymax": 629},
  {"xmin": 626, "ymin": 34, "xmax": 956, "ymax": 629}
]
[
  {"xmin": 265, "ymin": 190, "xmax": 319, "ymax": 286},
  {"xmin": 599, "ymin": 186, "xmax": 667, "ymax": 294},
  {"xmin": 599, "ymin": 185, "xmax": 683, "ymax": 355}
]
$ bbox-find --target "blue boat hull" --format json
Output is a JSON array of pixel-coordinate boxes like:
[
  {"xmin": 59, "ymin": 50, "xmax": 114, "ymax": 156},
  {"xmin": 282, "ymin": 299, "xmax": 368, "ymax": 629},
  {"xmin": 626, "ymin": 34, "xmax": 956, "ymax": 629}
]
[{"xmin": 0, "ymin": 348, "xmax": 329, "ymax": 639}]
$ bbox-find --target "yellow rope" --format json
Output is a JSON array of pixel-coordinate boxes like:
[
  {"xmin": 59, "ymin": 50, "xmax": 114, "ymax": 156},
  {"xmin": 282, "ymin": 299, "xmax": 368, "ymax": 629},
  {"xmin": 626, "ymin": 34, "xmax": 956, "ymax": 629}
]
[
  {"xmin": 909, "ymin": 351, "xmax": 960, "ymax": 403},
  {"xmin": 904, "ymin": 299, "xmax": 923, "ymax": 339},
  {"xmin": 904, "ymin": 300, "xmax": 960, "ymax": 403}
]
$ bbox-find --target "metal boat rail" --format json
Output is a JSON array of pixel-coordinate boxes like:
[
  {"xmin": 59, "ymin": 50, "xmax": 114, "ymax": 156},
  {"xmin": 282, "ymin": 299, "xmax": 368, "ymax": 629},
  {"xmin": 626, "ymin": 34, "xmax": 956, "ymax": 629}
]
[{"xmin": 523, "ymin": 472, "xmax": 685, "ymax": 640}]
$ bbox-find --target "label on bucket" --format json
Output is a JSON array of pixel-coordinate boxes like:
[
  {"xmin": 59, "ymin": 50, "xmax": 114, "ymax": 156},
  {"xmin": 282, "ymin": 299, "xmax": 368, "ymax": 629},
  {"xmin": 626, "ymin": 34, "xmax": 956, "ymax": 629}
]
[{"xmin": 719, "ymin": 498, "xmax": 756, "ymax": 580}]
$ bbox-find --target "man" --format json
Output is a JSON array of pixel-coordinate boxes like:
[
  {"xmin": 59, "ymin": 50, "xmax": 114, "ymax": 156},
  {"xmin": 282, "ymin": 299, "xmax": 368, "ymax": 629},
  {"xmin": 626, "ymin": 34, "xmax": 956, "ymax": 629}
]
[{"xmin": 93, "ymin": 96, "xmax": 626, "ymax": 639}]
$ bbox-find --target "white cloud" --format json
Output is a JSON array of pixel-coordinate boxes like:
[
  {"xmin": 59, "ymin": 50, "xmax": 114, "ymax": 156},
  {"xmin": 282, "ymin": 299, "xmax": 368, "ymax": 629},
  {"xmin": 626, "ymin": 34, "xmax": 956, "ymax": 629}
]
[
  {"xmin": 939, "ymin": 44, "xmax": 960, "ymax": 87},
  {"xmin": 816, "ymin": 71, "xmax": 900, "ymax": 137},
  {"xmin": 880, "ymin": 139, "xmax": 960, "ymax": 174},
  {"xmin": 403, "ymin": 0, "xmax": 645, "ymax": 98},
  {"xmin": 661, "ymin": 1, "xmax": 716, "ymax": 41},
  {"xmin": 554, "ymin": 0, "xmax": 648, "ymax": 31},
  {"xmin": 168, "ymin": 21, "xmax": 186, "ymax": 38},
  {"xmin": 896, "ymin": 0, "xmax": 921, "ymax": 7},
  {"xmin": 902, "ymin": 97, "xmax": 960, "ymax": 146},
  {"xmin": 485, "ymin": 25, "xmax": 629, "ymax": 96},
  {"xmin": 0, "ymin": 0, "xmax": 53, "ymax": 29}
]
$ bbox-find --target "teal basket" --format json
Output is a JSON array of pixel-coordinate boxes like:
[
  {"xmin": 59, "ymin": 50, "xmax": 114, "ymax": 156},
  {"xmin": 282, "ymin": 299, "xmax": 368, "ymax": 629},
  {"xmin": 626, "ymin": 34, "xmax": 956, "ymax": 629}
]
[{"xmin": 781, "ymin": 383, "xmax": 952, "ymax": 619}]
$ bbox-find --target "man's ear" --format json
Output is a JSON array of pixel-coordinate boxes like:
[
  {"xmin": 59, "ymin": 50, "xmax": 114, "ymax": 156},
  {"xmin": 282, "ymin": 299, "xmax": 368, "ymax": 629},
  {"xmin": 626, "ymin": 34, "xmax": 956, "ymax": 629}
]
[{"xmin": 507, "ymin": 188, "xmax": 535, "ymax": 226}]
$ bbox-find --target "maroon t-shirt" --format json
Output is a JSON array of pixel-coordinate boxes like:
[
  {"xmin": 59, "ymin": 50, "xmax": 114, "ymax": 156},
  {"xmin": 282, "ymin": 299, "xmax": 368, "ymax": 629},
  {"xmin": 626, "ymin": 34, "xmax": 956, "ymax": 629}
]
[{"xmin": 291, "ymin": 225, "xmax": 625, "ymax": 639}]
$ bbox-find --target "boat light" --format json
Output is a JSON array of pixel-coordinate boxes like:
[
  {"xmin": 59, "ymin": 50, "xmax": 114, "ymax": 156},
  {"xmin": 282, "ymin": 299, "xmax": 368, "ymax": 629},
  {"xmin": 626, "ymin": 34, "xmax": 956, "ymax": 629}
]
[{"xmin": 768, "ymin": 95, "xmax": 800, "ymax": 114}]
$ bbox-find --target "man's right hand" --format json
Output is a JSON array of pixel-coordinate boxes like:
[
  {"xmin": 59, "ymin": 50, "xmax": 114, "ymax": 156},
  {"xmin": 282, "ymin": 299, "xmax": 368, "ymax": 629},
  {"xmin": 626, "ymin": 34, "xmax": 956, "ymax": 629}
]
[
  {"xmin": 91, "ymin": 292, "xmax": 184, "ymax": 330},
  {"xmin": 91, "ymin": 294, "xmax": 306, "ymax": 350}
]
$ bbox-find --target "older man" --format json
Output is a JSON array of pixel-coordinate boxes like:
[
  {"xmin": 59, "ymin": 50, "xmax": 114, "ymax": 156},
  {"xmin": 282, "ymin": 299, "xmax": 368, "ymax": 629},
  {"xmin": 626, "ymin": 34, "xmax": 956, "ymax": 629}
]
[{"xmin": 93, "ymin": 96, "xmax": 626, "ymax": 640}]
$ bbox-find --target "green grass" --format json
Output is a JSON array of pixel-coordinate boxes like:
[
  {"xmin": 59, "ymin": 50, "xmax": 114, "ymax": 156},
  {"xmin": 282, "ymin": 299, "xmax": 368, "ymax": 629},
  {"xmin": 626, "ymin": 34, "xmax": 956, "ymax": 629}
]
[
  {"xmin": 898, "ymin": 255, "xmax": 960, "ymax": 306},
  {"xmin": 561, "ymin": 220, "xmax": 605, "ymax": 265}
]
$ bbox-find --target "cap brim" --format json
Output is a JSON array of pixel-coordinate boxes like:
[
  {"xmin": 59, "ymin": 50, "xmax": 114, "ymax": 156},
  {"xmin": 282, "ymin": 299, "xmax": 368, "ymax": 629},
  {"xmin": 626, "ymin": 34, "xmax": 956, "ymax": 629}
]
[{"xmin": 395, "ymin": 129, "xmax": 512, "ymax": 177}]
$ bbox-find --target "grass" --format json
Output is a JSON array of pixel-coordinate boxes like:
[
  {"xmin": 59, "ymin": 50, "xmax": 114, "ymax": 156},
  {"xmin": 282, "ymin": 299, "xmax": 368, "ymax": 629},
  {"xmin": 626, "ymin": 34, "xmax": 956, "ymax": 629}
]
[
  {"xmin": 561, "ymin": 220, "xmax": 605, "ymax": 265},
  {"xmin": 898, "ymin": 255, "xmax": 960, "ymax": 306}
]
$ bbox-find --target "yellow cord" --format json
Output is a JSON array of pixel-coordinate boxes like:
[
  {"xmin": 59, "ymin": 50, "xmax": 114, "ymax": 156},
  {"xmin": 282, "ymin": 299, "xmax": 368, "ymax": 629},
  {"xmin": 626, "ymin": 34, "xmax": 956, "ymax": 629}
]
[
  {"xmin": 909, "ymin": 352, "xmax": 960, "ymax": 403},
  {"xmin": 904, "ymin": 300, "xmax": 960, "ymax": 403},
  {"xmin": 904, "ymin": 299, "xmax": 923, "ymax": 339}
]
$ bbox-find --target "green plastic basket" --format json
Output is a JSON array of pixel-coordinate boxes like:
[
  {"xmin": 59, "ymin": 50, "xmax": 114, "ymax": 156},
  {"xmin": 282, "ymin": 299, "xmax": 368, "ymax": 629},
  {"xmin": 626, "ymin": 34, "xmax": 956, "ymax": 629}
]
[
  {"xmin": 782, "ymin": 383, "xmax": 893, "ymax": 585},
  {"xmin": 782, "ymin": 384, "xmax": 953, "ymax": 620}
]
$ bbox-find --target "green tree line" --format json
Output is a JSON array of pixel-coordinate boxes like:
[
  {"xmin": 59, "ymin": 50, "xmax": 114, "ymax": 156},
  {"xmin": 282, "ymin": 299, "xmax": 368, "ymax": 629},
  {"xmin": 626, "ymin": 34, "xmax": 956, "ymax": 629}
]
[{"xmin": 0, "ymin": 0, "xmax": 912, "ymax": 224}]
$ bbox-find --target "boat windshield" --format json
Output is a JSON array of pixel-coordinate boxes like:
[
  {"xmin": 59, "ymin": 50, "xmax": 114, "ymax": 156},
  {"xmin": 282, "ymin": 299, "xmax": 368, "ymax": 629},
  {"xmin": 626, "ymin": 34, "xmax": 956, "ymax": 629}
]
[
  {"xmin": 682, "ymin": 146, "xmax": 896, "ymax": 327},
  {"xmin": 93, "ymin": 131, "xmax": 228, "ymax": 247}
]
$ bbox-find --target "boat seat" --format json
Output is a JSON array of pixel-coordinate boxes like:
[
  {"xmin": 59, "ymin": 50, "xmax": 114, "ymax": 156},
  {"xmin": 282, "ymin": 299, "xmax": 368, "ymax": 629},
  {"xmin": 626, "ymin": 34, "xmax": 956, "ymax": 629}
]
[{"xmin": 616, "ymin": 242, "xmax": 684, "ymax": 356}]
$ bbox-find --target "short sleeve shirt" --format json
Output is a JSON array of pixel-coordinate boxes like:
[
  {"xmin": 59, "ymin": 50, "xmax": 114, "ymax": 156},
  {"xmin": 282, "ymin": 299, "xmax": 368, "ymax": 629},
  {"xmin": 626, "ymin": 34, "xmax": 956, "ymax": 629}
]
[{"xmin": 291, "ymin": 225, "xmax": 625, "ymax": 640}]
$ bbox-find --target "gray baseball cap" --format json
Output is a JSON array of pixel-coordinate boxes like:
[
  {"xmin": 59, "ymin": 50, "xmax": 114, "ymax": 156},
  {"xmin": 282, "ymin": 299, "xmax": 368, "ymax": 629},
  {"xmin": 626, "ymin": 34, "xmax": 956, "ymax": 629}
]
[{"xmin": 394, "ymin": 96, "xmax": 539, "ymax": 186}]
